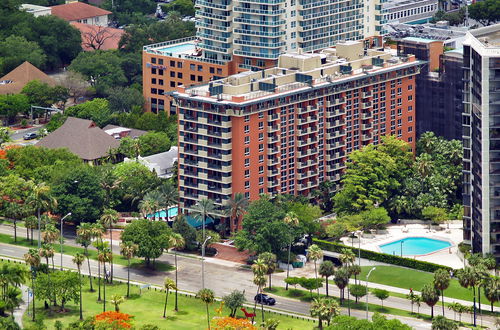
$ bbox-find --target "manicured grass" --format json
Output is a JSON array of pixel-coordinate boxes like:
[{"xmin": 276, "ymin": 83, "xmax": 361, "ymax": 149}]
[
  {"xmin": 0, "ymin": 233, "xmax": 174, "ymax": 272},
  {"xmin": 358, "ymin": 266, "xmax": 498, "ymax": 306},
  {"xmin": 22, "ymin": 280, "xmax": 313, "ymax": 329}
]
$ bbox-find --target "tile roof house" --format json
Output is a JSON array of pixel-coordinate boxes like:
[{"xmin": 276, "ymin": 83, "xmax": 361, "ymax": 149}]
[
  {"xmin": 51, "ymin": 2, "xmax": 111, "ymax": 26},
  {"xmin": 0, "ymin": 61, "xmax": 56, "ymax": 95},
  {"xmin": 37, "ymin": 117, "xmax": 120, "ymax": 163},
  {"xmin": 71, "ymin": 22, "xmax": 125, "ymax": 51}
]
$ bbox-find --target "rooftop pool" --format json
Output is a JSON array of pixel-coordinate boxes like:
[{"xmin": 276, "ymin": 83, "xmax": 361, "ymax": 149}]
[
  {"xmin": 156, "ymin": 43, "xmax": 196, "ymax": 55},
  {"xmin": 379, "ymin": 237, "xmax": 452, "ymax": 256}
]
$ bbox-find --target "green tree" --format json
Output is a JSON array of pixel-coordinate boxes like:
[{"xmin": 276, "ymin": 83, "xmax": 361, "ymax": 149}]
[
  {"xmin": 69, "ymin": 50, "xmax": 126, "ymax": 96},
  {"xmin": 422, "ymin": 283, "xmax": 440, "ymax": 319},
  {"xmin": 431, "ymin": 315, "xmax": 458, "ymax": 330},
  {"xmin": 423, "ymin": 206, "xmax": 448, "ymax": 227},
  {"xmin": 21, "ymin": 80, "xmax": 68, "ymax": 109},
  {"xmin": 222, "ymin": 290, "xmax": 246, "ymax": 318},
  {"xmin": 0, "ymin": 35, "xmax": 46, "ymax": 75},
  {"xmin": 35, "ymin": 270, "xmax": 80, "ymax": 311},
  {"xmin": 308, "ymin": 244, "xmax": 323, "ymax": 297},
  {"xmin": 299, "ymin": 277, "xmax": 323, "ymax": 299},
  {"xmin": 72, "ymin": 253, "xmax": 85, "ymax": 320},
  {"xmin": 334, "ymin": 267, "xmax": 350, "ymax": 303},
  {"xmin": 119, "ymin": 242, "xmax": 138, "ymax": 298},
  {"xmin": 468, "ymin": 0, "xmax": 500, "ymax": 26},
  {"xmin": 224, "ymin": 192, "xmax": 249, "ymax": 233},
  {"xmin": 168, "ymin": 233, "xmax": 184, "ymax": 311},
  {"xmin": 196, "ymin": 288, "xmax": 215, "ymax": 330},
  {"xmin": 100, "ymin": 208, "xmax": 119, "ymax": 283},
  {"xmin": 24, "ymin": 249, "xmax": 41, "ymax": 321},
  {"xmin": 64, "ymin": 98, "xmax": 112, "ymax": 127},
  {"xmin": 136, "ymin": 132, "xmax": 172, "ymax": 157},
  {"xmin": 0, "ymin": 94, "xmax": 30, "ymax": 124},
  {"xmin": 0, "ymin": 127, "xmax": 11, "ymax": 147},
  {"xmin": 110, "ymin": 294, "xmax": 124, "ymax": 312},
  {"xmin": 162, "ymin": 277, "xmax": 176, "ymax": 318},
  {"xmin": 483, "ymin": 276, "xmax": 500, "ymax": 312},
  {"xmin": 121, "ymin": 219, "xmax": 172, "ymax": 268},
  {"xmin": 434, "ymin": 269, "xmax": 451, "ymax": 316},
  {"xmin": 76, "ymin": 223, "xmax": 94, "ymax": 292},
  {"xmin": 349, "ymin": 284, "xmax": 367, "ymax": 303},
  {"xmin": 310, "ymin": 297, "xmax": 340, "ymax": 329},
  {"xmin": 258, "ymin": 252, "xmax": 277, "ymax": 289},
  {"xmin": 328, "ymin": 313, "xmax": 411, "ymax": 329},
  {"xmin": 172, "ymin": 215, "xmax": 197, "ymax": 250},
  {"xmin": 26, "ymin": 181, "xmax": 57, "ymax": 249},
  {"xmin": 373, "ymin": 288, "xmax": 389, "ymax": 307},
  {"xmin": 158, "ymin": 181, "xmax": 178, "ymax": 211},
  {"xmin": 97, "ymin": 246, "xmax": 112, "ymax": 312},
  {"xmin": 162, "ymin": 0, "xmax": 195, "ymax": 16},
  {"xmin": 319, "ymin": 260, "xmax": 335, "ymax": 297}
]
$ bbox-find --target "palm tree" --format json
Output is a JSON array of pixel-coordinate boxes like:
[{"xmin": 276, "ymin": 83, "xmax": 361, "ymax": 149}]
[
  {"xmin": 433, "ymin": 269, "xmax": 450, "ymax": 316},
  {"xmin": 24, "ymin": 248, "xmax": 40, "ymax": 321},
  {"xmin": 283, "ymin": 211, "xmax": 299, "ymax": 290},
  {"xmin": 159, "ymin": 181, "xmax": 179, "ymax": 211},
  {"xmin": 110, "ymin": 294, "xmax": 125, "ymax": 312},
  {"xmin": 421, "ymin": 283, "xmax": 440, "ymax": 319},
  {"xmin": 24, "ymin": 216, "xmax": 37, "ymax": 245},
  {"xmin": 192, "ymin": 198, "xmax": 215, "ymax": 244},
  {"xmin": 319, "ymin": 261, "xmax": 335, "ymax": 297},
  {"xmin": 252, "ymin": 258, "xmax": 268, "ymax": 322},
  {"xmin": 196, "ymin": 288, "xmax": 215, "ymax": 330},
  {"xmin": 93, "ymin": 240, "xmax": 107, "ymax": 302},
  {"xmin": 38, "ymin": 244, "xmax": 53, "ymax": 267},
  {"xmin": 76, "ymin": 223, "xmax": 94, "ymax": 292},
  {"xmin": 253, "ymin": 273, "xmax": 267, "ymax": 323},
  {"xmin": 339, "ymin": 248, "xmax": 356, "ymax": 282},
  {"xmin": 259, "ymin": 252, "xmax": 277, "ymax": 289},
  {"xmin": 100, "ymin": 208, "xmax": 119, "ymax": 283},
  {"xmin": 310, "ymin": 297, "xmax": 340, "ymax": 329},
  {"xmin": 3, "ymin": 287, "xmax": 22, "ymax": 317},
  {"xmin": 224, "ymin": 193, "xmax": 249, "ymax": 233},
  {"xmin": 98, "ymin": 246, "xmax": 112, "ymax": 312},
  {"xmin": 169, "ymin": 233, "xmax": 184, "ymax": 311},
  {"xmin": 42, "ymin": 224, "xmax": 60, "ymax": 245},
  {"xmin": 99, "ymin": 167, "xmax": 121, "ymax": 206},
  {"xmin": 138, "ymin": 198, "xmax": 154, "ymax": 219},
  {"xmin": 120, "ymin": 242, "xmax": 138, "ymax": 298},
  {"xmin": 26, "ymin": 181, "xmax": 57, "ymax": 249},
  {"xmin": 72, "ymin": 253, "xmax": 85, "ymax": 320},
  {"xmin": 140, "ymin": 190, "xmax": 163, "ymax": 220},
  {"xmin": 456, "ymin": 267, "xmax": 479, "ymax": 325},
  {"xmin": 483, "ymin": 276, "xmax": 500, "ymax": 312},
  {"xmin": 4, "ymin": 202, "xmax": 24, "ymax": 242},
  {"xmin": 308, "ymin": 244, "xmax": 323, "ymax": 297},
  {"xmin": 334, "ymin": 267, "xmax": 349, "ymax": 303},
  {"xmin": 163, "ymin": 277, "xmax": 177, "ymax": 318}
]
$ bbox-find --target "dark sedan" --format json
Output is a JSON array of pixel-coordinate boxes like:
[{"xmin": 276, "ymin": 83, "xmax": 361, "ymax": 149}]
[{"xmin": 254, "ymin": 293, "xmax": 276, "ymax": 305}]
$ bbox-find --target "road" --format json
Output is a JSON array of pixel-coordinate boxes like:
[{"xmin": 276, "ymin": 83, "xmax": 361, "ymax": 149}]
[{"xmin": 0, "ymin": 224, "xmax": 495, "ymax": 329}]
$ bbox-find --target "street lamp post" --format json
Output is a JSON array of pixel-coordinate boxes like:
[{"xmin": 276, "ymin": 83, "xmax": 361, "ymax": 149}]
[
  {"xmin": 60, "ymin": 212, "xmax": 72, "ymax": 270},
  {"xmin": 365, "ymin": 267, "xmax": 376, "ymax": 319},
  {"xmin": 201, "ymin": 236, "xmax": 211, "ymax": 289}
]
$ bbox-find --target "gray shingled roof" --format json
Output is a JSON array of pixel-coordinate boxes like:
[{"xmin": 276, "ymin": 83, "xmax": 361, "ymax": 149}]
[{"xmin": 37, "ymin": 117, "xmax": 120, "ymax": 161}]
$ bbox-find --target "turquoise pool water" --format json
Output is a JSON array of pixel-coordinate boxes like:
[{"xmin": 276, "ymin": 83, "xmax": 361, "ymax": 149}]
[
  {"xmin": 147, "ymin": 207, "xmax": 214, "ymax": 228},
  {"xmin": 379, "ymin": 237, "xmax": 451, "ymax": 256},
  {"xmin": 157, "ymin": 43, "xmax": 196, "ymax": 55}
]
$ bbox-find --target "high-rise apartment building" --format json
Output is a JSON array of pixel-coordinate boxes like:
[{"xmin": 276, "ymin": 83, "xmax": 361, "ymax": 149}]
[
  {"xmin": 463, "ymin": 24, "xmax": 500, "ymax": 259},
  {"xmin": 143, "ymin": 0, "xmax": 380, "ymax": 112},
  {"xmin": 172, "ymin": 41, "xmax": 421, "ymax": 230}
]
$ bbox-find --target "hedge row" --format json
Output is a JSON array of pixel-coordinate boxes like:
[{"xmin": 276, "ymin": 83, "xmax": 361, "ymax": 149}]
[{"xmin": 313, "ymin": 238, "xmax": 452, "ymax": 273}]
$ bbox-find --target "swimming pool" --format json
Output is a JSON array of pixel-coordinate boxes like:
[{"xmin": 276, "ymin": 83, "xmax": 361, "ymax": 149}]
[
  {"xmin": 379, "ymin": 237, "xmax": 452, "ymax": 256},
  {"xmin": 147, "ymin": 207, "xmax": 179, "ymax": 219},
  {"xmin": 147, "ymin": 207, "xmax": 214, "ymax": 228},
  {"xmin": 157, "ymin": 43, "xmax": 196, "ymax": 55}
]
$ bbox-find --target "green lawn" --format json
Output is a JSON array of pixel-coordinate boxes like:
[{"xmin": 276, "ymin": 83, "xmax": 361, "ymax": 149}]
[
  {"xmin": 22, "ymin": 280, "xmax": 313, "ymax": 329},
  {"xmin": 358, "ymin": 266, "xmax": 498, "ymax": 307},
  {"xmin": 0, "ymin": 233, "xmax": 174, "ymax": 272}
]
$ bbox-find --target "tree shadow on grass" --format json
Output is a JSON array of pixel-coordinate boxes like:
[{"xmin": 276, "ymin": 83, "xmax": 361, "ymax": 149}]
[
  {"xmin": 174, "ymin": 310, "xmax": 189, "ymax": 315},
  {"xmin": 129, "ymin": 260, "xmax": 175, "ymax": 272}
]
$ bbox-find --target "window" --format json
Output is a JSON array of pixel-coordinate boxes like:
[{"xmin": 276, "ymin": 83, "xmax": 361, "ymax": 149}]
[
  {"xmin": 244, "ymin": 125, "xmax": 249, "ymax": 133},
  {"xmin": 198, "ymin": 76, "xmax": 203, "ymax": 82},
  {"xmin": 245, "ymin": 169, "xmax": 250, "ymax": 178},
  {"xmin": 177, "ymin": 72, "xmax": 183, "ymax": 79},
  {"xmin": 408, "ymin": 85, "xmax": 413, "ymax": 91},
  {"xmin": 152, "ymin": 58, "xmax": 157, "ymax": 64},
  {"xmin": 259, "ymin": 144, "xmax": 264, "ymax": 152},
  {"xmin": 257, "ymin": 60, "xmax": 265, "ymax": 67},
  {"xmin": 170, "ymin": 71, "xmax": 175, "ymax": 77},
  {"xmin": 259, "ymin": 133, "xmax": 264, "ymax": 141},
  {"xmin": 245, "ymin": 181, "xmax": 250, "ymax": 188},
  {"xmin": 190, "ymin": 64, "xmax": 195, "ymax": 70},
  {"xmin": 245, "ymin": 147, "xmax": 250, "ymax": 156},
  {"xmin": 245, "ymin": 192, "xmax": 250, "ymax": 198},
  {"xmin": 198, "ymin": 65, "xmax": 203, "ymax": 72},
  {"xmin": 258, "ymin": 122, "xmax": 264, "ymax": 130},
  {"xmin": 177, "ymin": 62, "xmax": 182, "ymax": 68},
  {"xmin": 408, "ymin": 105, "xmax": 413, "ymax": 111},
  {"xmin": 408, "ymin": 116, "xmax": 413, "ymax": 122},
  {"xmin": 151, "ymin": 78, "xmax": 157, "ymax": 84},
  {"xmin": 408, "ymin": 137, "xmax": 413, "ymax": 142},
  {"xmin": 190, "ymin": 75, "xmax": 195, "ymax": 81},
  {"xmin": 259, "ymin": 155, "xmax": 264, "ymax": 163},
  {"xmin": 151, "ymin": 68, "xmax": 157, "ymax": 74},
  {"xmin": 159, "ymin": 79, "xmax": 164, "ymax": 86},
  {"xmin": 259, "ymin": 177, "xmax": 264, "ymax": 185},
  {"xmin": 151, "ymin": 88, "xmax": 157, "ymax": 94},
  {"xmin": 170, "ymin": 61, "xmax": 175, "ymax": 67},
  {"xmin": 408, "ymin": 95, "xmax": 413, "ymax": 101},
  {"xmin": 158, "ymin": 69, "xmax": 164, "ymax": 76},
  {"xmin": 408, "ymin": 126, "xmax": 413, "ymax": 132},
  {"xmin": 244, "ymin": 159, "xmax": 250, "ymax": 167},
  {"xmin": 210, "ymin": 67, "xmax": 215, "ymax": 73},
  {"xmin": 259, "ymin": 166, "xmax": 264, "ymax": 174},
  {"xmin": 244, "ymin": 136, "xmax": 250, "ymax": 144},
  {"xmin": 158, "ymin": 59, "xmax": 163, "ymax": 65},
  {"xmin": 217, "ymin": 68, "xmax": 222, "ymax": 74},
  {"xmin": 244, "ymin": 115, "xmax": 250, "ymax": 122},
  {"xmin": 170, "ymin": 81, "xmax": 176, "ymax": 87},
  {"xmin": 259, "ymin": 112, "xmax": 264, "ymax": 119}
]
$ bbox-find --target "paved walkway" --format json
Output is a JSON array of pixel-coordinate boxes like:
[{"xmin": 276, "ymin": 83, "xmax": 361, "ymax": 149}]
[{"xmin": 12, "ymin": 284, "xmax": 29, "ymax": 328}]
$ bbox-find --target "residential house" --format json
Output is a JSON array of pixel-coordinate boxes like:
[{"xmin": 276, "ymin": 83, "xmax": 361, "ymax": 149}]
[
  {"xmin": 124, "ymin": 147, "xmax": 178, "ymax": 178},
  {"xmin": 0, "ymin": 61, "xmax": 56, "ymax": 95},
  {"xmin": 70, "ymin": 22, "xmax": 125, "ymax": 51},
  {"xmin": 20, "ymin": 4, "xmax": 52, "ymax": 17},
  {"xmin": 51, "ymin": 2, "xmax": 111, "ymax": 26}
]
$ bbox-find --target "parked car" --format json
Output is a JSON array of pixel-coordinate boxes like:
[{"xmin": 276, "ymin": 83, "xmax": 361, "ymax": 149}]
[
  {"xmin": 254, "ymin": 293, "xmax": 276, "ymax": 305},
  {"xmin": 23, "ymin": 132, "xmax": 37, "ymax": 140}
]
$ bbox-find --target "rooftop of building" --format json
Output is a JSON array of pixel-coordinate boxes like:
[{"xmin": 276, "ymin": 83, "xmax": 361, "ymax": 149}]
[
  {"xmin": 174, "ymin": 41, "xmax": 420, "ymax": 105},
  {"xmin": 51, "ymin": 2, "xmax": 111, "ymax": 21},
  {"xmin": 383, "ymin": 0, "xmax": 437, "ymax": 10},
  {"xmin": 470, "ymin": 24, "xmax": 500, "ymax": 48},
  {"xmin": 70, "ymin": 22, "xmax": 125, "ymax": 51},
  {"xmin": 20, "ymin": 4, "xmax": 50, "ymax": 12},
  {"xmin": 143, "ymin": 37, "xmax": 226, "ymax": 65},
  {"xmin": 386, "ymin": 22, "xmax": 467, "ymax": 39},
  {"xmin": 0, "ymin": 61, "xmax": 56, "ymax": 95}
]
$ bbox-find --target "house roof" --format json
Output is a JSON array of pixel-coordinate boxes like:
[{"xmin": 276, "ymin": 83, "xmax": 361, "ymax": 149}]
[
  {"xmin": 0, "ymin": 61, "xmax": 56, "ymax": 95},
  {"xmin": 37, "ymin": 117, "xmax": 120, "ymax": 161},
  {"xmin": 70, "ymin": 22, "xmax": 124, "ymax": 51},
  {"xmin": 51, "ymin": 2, "xmax": 111, "ymax": 21},
  {"xmin": 102, "ymin": 124, "xmax": 147, "ymax": 139}
]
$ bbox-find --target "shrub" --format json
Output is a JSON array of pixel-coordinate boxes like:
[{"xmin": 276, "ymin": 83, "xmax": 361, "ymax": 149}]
[{"xmin": 314, "ymin": 239, "xmax": 452, "ymax": 273}]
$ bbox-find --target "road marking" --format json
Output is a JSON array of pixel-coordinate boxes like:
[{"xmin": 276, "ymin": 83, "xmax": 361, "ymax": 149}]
[{"xmin": 3, "ymin": 249, "xmax": 15, "ymax": 253}]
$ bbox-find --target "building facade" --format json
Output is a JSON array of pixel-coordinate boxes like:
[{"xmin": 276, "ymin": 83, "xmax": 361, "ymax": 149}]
[
  {"xmin": 463, "ymin": 24, "xmax": 500, "ymax": 259},
  {"xmin": 172, "ymin": 41, "xmax": 420, "ymax": 230}
]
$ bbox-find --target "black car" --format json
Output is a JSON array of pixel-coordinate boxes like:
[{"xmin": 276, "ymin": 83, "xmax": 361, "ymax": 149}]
[
  {"xmin": 23, "ymin": 132, "xmax": 37, "ymax": 140},
  {"xmin": 254, "ymin": 293, "xmax": 276, "ymax": 305}
]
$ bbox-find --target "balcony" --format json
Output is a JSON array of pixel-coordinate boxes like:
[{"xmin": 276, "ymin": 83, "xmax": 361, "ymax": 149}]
[
  {"xmin": 362, "ymin": 112, "xmax": 372, "ymax": 119},
  {"xmin": 267, "ymin": 147, "xmax": 279, "ymax": 154},
  {"xmin": 267, "ymin": 125, "xmax": 279, "ymax": 133},
  {"xmin": 299, "ymin": 115, "xmax": 317, "ymax": 125},
  {"xmin": 268, "ymin": 157, "xmax": 279, "ymax": 165},
  {"xmin": 234, "ymin": 17, "xmax": 285, "ymax": 26},
  {"xmin": 234, "ymin": 39, "xmax": 285, "ymax": 48},
  {"xmin": 195, "ymin": 10, "xmax": 231, "ymax": 21},
  {"xmin": 362, "ymin": 123, "xmax": 372, "ymax": 130},
  {"xmin": 268, "ymin": 180, "xmax": 279, "ymax": 188},
  {"xmin": 327, "ymin": 98, "xmax": 345, "ymax": 107},
  {"xmin": 233, "ymin": 28, "xmax": 285, "ymax": 37},
  {"xmin": 362, "ymin": 102, "xmax": 372, "ymax": 109},
  {"xmin": 362, "ymin": 91, "xmax": 372, "ymax": 98},
  {"xmin": 362, "ymin": 133, "xmax": 372, "ymax": 141},
  {"xmin": 268, "ymin": 169, "xmax": 279, "ymax": 176},
  {"xmin": 233, "ymin": 6, "xmax": 285, "ymax": 15},
  {"xmin": 184, "ymin": 149, "xmax": 198, "ymax": 155}
]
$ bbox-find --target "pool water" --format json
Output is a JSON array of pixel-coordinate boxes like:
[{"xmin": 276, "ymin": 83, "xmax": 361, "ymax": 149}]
[
  {"xmin": 147, "ymin": 207, "xmax": 214, "ymax": 228},
  {"xmin": 147, "ymin": 207, "xmax": 178, "ymax": 219},
  {"xmin": 379, "ymin": 237, "xmax": 451, "ymax": 256},
  {"xmin": 157, "ymin": 43, "xmax": 196, "ymax": 55}
]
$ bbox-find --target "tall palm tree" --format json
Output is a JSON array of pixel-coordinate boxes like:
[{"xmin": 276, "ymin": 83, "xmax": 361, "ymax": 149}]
[
  {"xmin": 483, "ymin": 276, "xmax": 500, "ymax": 312},
  {"xmin": 457, "ymin": 267, "xmax": 479, "ymax": 326},
  {"xmin": 100, "ymin": 208, "xmax": 119, "ymax": 283},
  {"xmin": 159, "ymin": 181, "xmax": 179, "ymax": 211},
  {"xmin": 224, "ymin": 193, "xmax": 249, "ymax": 233},
  {"xmin": 26, "ymin": 181, "xmax": 57, "ymax": 249},
  {"xmin": 252, "ymin": 258, "xmax": 268, "ymax": 322},
  {"xmin": 42, "ymin": 224, "xmax": 60, "ymax": 245},
  {"xmin": 283, "ymin": 211, "xmax": 299, "ymax": 290},
  {"xmin": 339, "ymin": 248, "xmax": 356, "ymax": 283},
  {"xmin": 433, "ymin": 269, "xmax": 450, "ymax": 316},
  {"xmin": 120, "ymin": 242, "xmax": 138, "ymax": 298},
  {"xmin": 138, "ymin": 198, "xmax": 154, "ymax": 219},
  {"xmin": 38, "ymin": 244, "xmax": 53, "ymax": 267},
  {"xmin": 24, "ymin": 248, "xmax": 40, "ymax": 321},
  {"xmin": 4, "ymin": 287, "xmax": 22, "ymax": 317},
  {"xmin": 72, "ymin": 253, "xmax": 85, "ymax": 320},
  {"xmin": 4, "ymin": 202, "xmax": 23, "ymax": 242},
  {"xmin": 421, "ymin": 283, "xmax": 439, "ymax": 319},
  {"xmin": 93, "ymin": 240, "xmax": 107, "ymax": 302},
  {"xmin": 259, "ymin": 252, "xmax": 277, "ymax": 289},
  {"xmin": 140, "ymin": 190, "xmax": 163, "ymax": 220},
  {"xmin": 196, "ymin": 288, "xmax": 215, "ymax": 330},
  {"xmin": 169, "ymin": 233, "xmax": 185, "ymax": 311},
  {"xmin": 98, "ymin": 246, "xmax": 112, "ymax": 312},
  {"xmin": 163, "ymin": 277, "xmax": 177, "ymax": 318},
  {"xmin": 334, "ymin": 267, "xmax": 349, "ymax": 303},
  {"xmin": 99, "ymin": 166, "xmax": 121, "ymax": 207},
  {"xmin": 310, "ymin": 297, "xmax": 340, "ymax": 329},
  {"xmin": 192, "ymin": 198, "xmax": 215, "ymax": 244},
  {"xmin": 24, "ymin": 216, "xmax": 37, "ymax": 245},
  {"xmin": 319, "ymin": 260, "xmax": 335, "ymax": 297},
  {"xmin": 76, "ymin": 223, "xmax": 94, "ymax": 292},
  {"xmin": 308, "ymin": 244, "xmax": 323, "ymax": 297}
]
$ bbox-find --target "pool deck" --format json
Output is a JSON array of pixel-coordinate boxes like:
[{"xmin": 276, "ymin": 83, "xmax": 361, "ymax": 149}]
[{"xmin": 342, "ymin": 221, "xmax": 465, "ymax": 269}]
